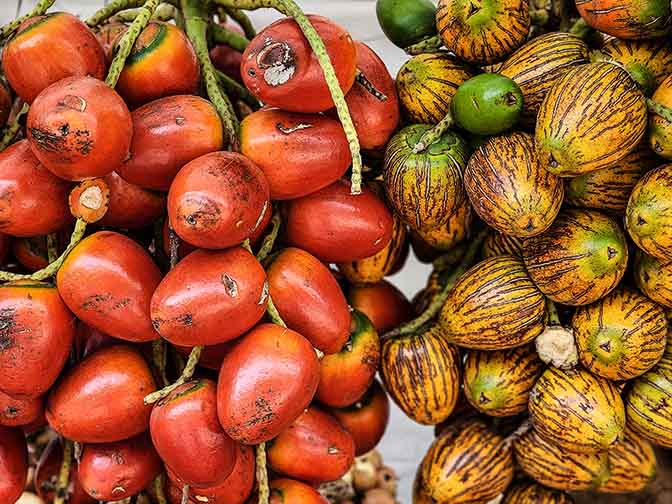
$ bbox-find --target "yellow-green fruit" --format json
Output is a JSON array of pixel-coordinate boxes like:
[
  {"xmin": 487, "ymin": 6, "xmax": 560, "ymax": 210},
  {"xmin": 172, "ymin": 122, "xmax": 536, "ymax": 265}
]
[
  {"xmin": 463, "ymin": 345, "xmax": 543, "ymax": 417},
  {"xmin": 439, "ymin": 255, "xmax": 546, "ymax": 350},
  {"xmin": 380, "ymin": 324, "xmax": 460, "ymax": 425},
  {"xmin": 522, "ymin": 208, "xmax": 629, "ymax": 306},
  {"xmin": 529, "ymin": 367, "xmax": 626, "ymax": 454},
  {"xmin": 598, "ymin": 427, "xmax": 657, "ymax": 494},
  {"xmin": 500, "ymin": 32, "xmax": 589, "ymax": 125},
  {"xmin": 535, "ymin": 62, "xmax": 647, "ymax": 177},
  {"xmin": 514, "ymin": 428, "xmax": 610, "ymax": 491},
  {"xmin": 482, "ymin": 231, "xmax": 523, "ymax": 258},
  {"xmin": 412, "ymin": 200, "xmax": 473, "ymax": 251},
  {"xmin": 572, "ymin": 288, "xmax": 668, "ymax": 381},
  {"xmin": 626, "ymin": 163, "xmax": 672, "ymax": 262},
  {"xmin": 464, "ymin": 131, "xmax": 564, "ymax": 237},
  {"xmin": 436, "ymin": 0, "xmax": 530, "ymax": 65},
  {"xmin": 396, "ymin": 53, "xmax": 473, "ymax": 124},
  {"xmin": 418, "ymin": 419, "xmax": 514, "ymax": 503},
  {"xmin": 648, "ymin": 75, "xmax": 672, "ymax": 158},
  {"xmin": 635, "ymin": 251, "xmax": 672, "ymax": 308},
  {"xmin": 502, "ymin": 481, "xmax": 575, "ymax": 504}
]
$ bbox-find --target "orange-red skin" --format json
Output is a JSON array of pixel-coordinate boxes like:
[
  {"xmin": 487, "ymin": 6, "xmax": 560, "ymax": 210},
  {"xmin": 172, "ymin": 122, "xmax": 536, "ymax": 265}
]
[
  {"xmin": 286, "ymin": 179, "xmax": 394, "ymax": 263},
  {"xmin": 118, "ymin": 95, "xmax": 223, "ymax": 191},
  {"xmin": 27, "ymin": 76, "xmax": 133, "ymax": 181},
  {"xmin": 173, "ymin": 341, "xmax": 233, "ymax": 371},
  {"xmin": 0, "ymin": 426, "xmax": 27, "ymax": 503},
  {"xmin": 576, "ymin": 0, "xmax": 671, "ymax": 39},
  {"xmin": 46, "ymin": 345, "xmax": 156, "ymax": 443},
  {"xmin": 0, "ymin": 282, "xmax": 75, "ymax": 398},
  {"xmin": 268, "ymin": 407, "xmax": 355, "ymax": 483},
  {"xmin": 151, "ymin": 380, "xmax": 237, "ymax": 487},
  {"xmin": 151, "ymin": 247, "xmax": 267, "ymax": 346},
  {"xmin": 12, "ymin": 237, "xmax": 50, "ymax": 272},
  {"xmin": 269, "ymin": 478, "xmax": 328, "ymax": 504},
  {"xmin": 57, "ymin": 231, "xmax": 162, "ymax": 342},
  {"xmin": 0, "ymin": 390, "xmax": 43, "ymax": 427},
  {"xmin": 116, "ymin": 22, "xmax": 200, "ymax": 107},
  {"xmin": 348, "ymin": 280, "xmax": 413, "ymax": 333},
  {"xmin": 75, "ymin": 321, "xmax": 118, "ymax": 360},
  {"xmin": 3, "ymin": 13, "xmax": 106, "ymax": 104},
  {"xmin": 98, "ymin": 172, "xmax": 165, "ymax": 229},
  {"xmin": 78, "ymin": 432, "xmax": 162, "ymax": 501},
  {"xmin": 268, "ymin": 247, "xmax": 351, "ymax": 354},
  {"xmin": 210, "ymin": 23, "xmax": 244, "ymax": 82},
  {"xmin": 96, "ymin": 22, "xmax": 127, "ymax": 65},
  {"xmin": 240, "ymin": 109, "xmax": 351, "ymax": 200},
  {"xmin": 217, "ymin": 323, "xmax": 320, "ymax": 445},
  {"xmin": 168, "ymin": 151, "xmax": 270, "ymax": 249},
  {"xmin": 35, "ymin": 438, "xmax": 96, "ymax": 504},
  {"xmin": 0, "ymin": 140, "xmax": 71, "ymax": 237},
  {"xmin": 241, "ymin": 15, "xmax": 357, "ymax": 113}
]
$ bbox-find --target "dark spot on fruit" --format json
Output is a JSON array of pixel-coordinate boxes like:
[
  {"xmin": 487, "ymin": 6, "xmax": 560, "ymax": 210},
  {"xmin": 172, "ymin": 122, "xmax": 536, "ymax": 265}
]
[
  {"xmin": 637, "ymin": 215, "xmax": 647, "ymax": 226},
  {"xmin": 248, "ymin": 68, "xmax": 256, "ymax": 77},
  {"xmin": 177, "ymin": 313, "xmax": 193, "ymax": 326},
  {"xmin": 505, "ymin": 92, "xmax": 518, "ymax": 106},
  {"xmin": 643, "ymin": 271, "xmax": 650, "ymax": 282},
  {"xmin": 654, "ymin": 141, "xmax": 663, "ymax": 153},
  {"xmin": 59, "ymin": 123, "xmax": 70, "ymax": 136},
  {"xmin": 479, "ymin": 392, "xmax": 490, "ymax": 404},
  {"xmin": 0, "ymin": 307, "xmax": 17, "ymax": 351},
  {"xmin": 4, "ymin": 406, "xmax": 18, "ymax": 417},
  {"xmin": 467, "ymin": 3, "xmax": 480, "ymax": 16},
  {"xmin": 607, "ymin": 246, "xmax": 617, "ymax": 259},
  {"xmin": 175, "ymin": 116, "xmax": 185, "ymax": 125},
  {"xmin": 524, "ymin": 219, "xmax": 534, "ymax": 232},
  {"xmin": 221, "ymin": 274, "xmax": 238, "ymax": 297},
  {"xmin": 548, "ymin": 153, "xmax": 558, "ymax": 168},
  {"xmin": 29, "ymin": 127, "xmax": 64, "ymax": 153},
  {"xmin": 599, "ymin": 340, "xmax": 611, "ymax": 352}
]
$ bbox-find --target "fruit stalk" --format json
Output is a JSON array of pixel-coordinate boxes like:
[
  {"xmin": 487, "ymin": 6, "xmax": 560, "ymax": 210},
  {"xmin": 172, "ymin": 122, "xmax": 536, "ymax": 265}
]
[
  {"xmin": 53, "ymin": 439, "xmax": 73, "ymax": 504},
  {"xmin": 222, "ymin": 6, "xmax": 257, "ymax": 39},
  {"xmin": 256, "ymin": 210, "xmax": 281, "ymax": 262},
  {"xmin": 256, "ymin": 442, "xmax": 270, "ymax": 504},
  {"xmin": 144, "ymin": 345, "xmax": 204, "ymax": 404},
  {"xmin": 412, "ymin": 110, "xmax": 454, "ymax": 153},
  {"xmin": 114, "ymin": 3, "xmax": 178, "ymax": 22},
  {"xmin": 168, "ymin": 225, "xmax": 180, "ymax": 269},
  {"xmin": 0, "ymin": 0, "xmax": 55, "ymax": 39},
  {"xmin": 153, "ymin": 473, "xmax": 168, "ymax": 504},
  {"xmin": 216, "ymin": 69, "xmax": 261, "ymax": 109},
  {"xmin": 86, "ymin": 0, "xmax": 145, "ymax": 27},
  {"xmin": 648, "ymin": 98, "xmax": 672, "ymax": 123},
  {"xmin": 210, "ymin": 22, "xmax": 250, "ymax": 51},
  {"xmin": 181, "ymin": 484, "xmax": 190, "ymax": 504},
  {"xmin": 266, "ymin": 294, "xmax": 287, "ymax": 327},
  {"xmin": 47, "ymin": 233, "xmax": 58, "ymax": 263},
  {"xmin": 405, "ymin": 35, "xmax": 442, "ymax": 55},
  {"xmin": 0, "ymin": 102, "xmax": 28, "ymax": 152}
]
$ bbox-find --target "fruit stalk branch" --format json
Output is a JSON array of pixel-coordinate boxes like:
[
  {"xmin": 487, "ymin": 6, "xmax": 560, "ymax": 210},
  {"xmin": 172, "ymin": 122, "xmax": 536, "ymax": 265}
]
[
  {"xmin": 267, "ymin": 294, "xmax": 287, "ymax": 327},
  {"xmin": 546, "ymin": 298, "xmax": 560, "ymax": 325},
  {"xmin": 222, "ymin": 6, "xmax": 257, "ymax": 39},
  {"xmin": 0, "ymin": 103, "xmax": 28, "ymax": 152},
  {"xmin": 256, "ymin": 442, "xmax": 270, "ymax": 504},
  {"xmin": 648, "ymin": 98, "xmax": 672, "ymax": 123},
  {"xmin": 216, "ymin": 70, "xmax": 261, "ymax": 109},
  {"xmin": 404, "ymin": 35, "xmax": 442, "ymax": 55},
  {"xmin": 181, "ymin": 484, "xmax": 190, "ymax": 504},
  {"xmin": 144, "ymin": 345, "xmax": 204, "ymax": 404},
  {"xmin": 153, "ymin": 473, "xmax": 168, "ymax": 504},
  {"xmin": 168, "ymin": 225, "xmax": 180, "ymax": 269},
  {"xmin": 256, "ymin": 210, "xmax": 281, "ymax": 262},
  {"xmin": 0, "ymin": 0, "xmax": 55, "ymax": 40},
  {"xmin": 53, "ymin": 439, "xmax": 73, "ymax": 504},
  {"xmin": 47, "ymin": 233, "xmax": 58, "ymax": 263},
  {"xmin": 210, "ymin": 22, "xmax": 250, "ymax": 51},
  {"xmin": 86, "ymin": 0, "xmax": 145, "ymax": 27},
  {"xmin": 413, "ymin": 111, "xmax": 454, "ymax": 153},
  {"xmin": 114, "ymin": 3, "xmax": 178, "ymax": 22}
]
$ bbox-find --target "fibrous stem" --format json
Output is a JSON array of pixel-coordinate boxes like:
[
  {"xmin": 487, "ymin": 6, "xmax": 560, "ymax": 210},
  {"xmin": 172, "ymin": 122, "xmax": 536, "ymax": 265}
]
[
  {"xmin": 648, "ymin": 98, "xmax": 672, "ymax": 123},
  {"xmin": 405, "ymin": 35, "xmax": 443, "ymax": 55},
  {"xmin": 53, "ymin": 439, "xmax": 73, "ymax": 504},
  {"xmin": 210, "ymin": 22, "xmax": 250, "ymax": 51},
  {"xmin": 216, "ymin": 70, "xmax": 261, "ymax": 110},
  {"xmin": 413, "ymin": 111, "xmax": 454, "ymax": 153},
  {"xmin": 144, "ymin": 345, "xmax": 204, "ymax": 404},
  {"xmin": 222, "ymin": 6, "xmax": 257, "ymax": 39},
  {"xmin": 0, "ymin": 0, "xmax": 55, "ymax": 40},
  {"xmin": 256, "ymin": 210, "xmax": 281, "ymax": 262},
  {"xmin": 86, "ymin": 0, "xmax": 145, "ymax": 27},
  {"xmin": 256, "ymin": 442, "xmax": 270, "ymax": 504},
  {"xmin": 0, "ymin": 103, "xmax": 29, "ymax": 152}
]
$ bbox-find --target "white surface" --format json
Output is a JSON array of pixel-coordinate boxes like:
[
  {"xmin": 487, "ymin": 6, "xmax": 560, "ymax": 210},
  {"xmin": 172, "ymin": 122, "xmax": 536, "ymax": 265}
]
[{"xmin": 0, "ymin": 1, "xmax": 436, "ymax": 500}]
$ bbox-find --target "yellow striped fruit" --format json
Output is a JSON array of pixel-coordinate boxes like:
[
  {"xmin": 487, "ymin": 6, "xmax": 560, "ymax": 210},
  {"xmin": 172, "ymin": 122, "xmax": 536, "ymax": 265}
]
[
  {"xmin": 514, "ymin": 428, "xmax": 610, "ymax": 491},
  {"xmin": 384, "ymin": 125, "xmax": 468, "ymax": 231},
  {"xmin": 380, "ymin": 324, "xmax": 460, "ymax": 425},
  {"xmin": 464, "ymin": 131, "xmax": 564, "ymax": 237},
  {"xmin": 440, "ymin": 255, "xmax": 546, "ymax": 350},
  {"xmin": 502, "ymin": 481, "xmax": 575, "ymax": 503},
  {"xmin": 463, "ymin": 344, "xmax": 543, "ymax": 417},
  {"xmin": 436, "ymin": 0, "xmax": 530, "ymax": 65},
  {"xmin": 572, "ymin": 288, "xmax": 667, "ymax": 381},
  {"xmin": 500, "ymin": 32, "xmax": 589, "ymax": 125},
  {"xmin": 522, "ymin": 209, "xmax": 629, "ymax": 306},
  {"xmin": 635, "ymin": 251, "xmax": 672, "ymax": 308},
  {"xmin": 648, "ymin": 75, "xmax": 672, "ymax": 159},
  {"xmin": 396, "ymin": 53, "xmax": 473, "ymax": 124},
  {"xmin": 626, "ymin": 163, "xmax": 672, "ymax": 262},
  {"xmin": 598, "ymin": 427, "xmax": 657, "ymax": 494},
  {"xmin": 418, "ymin": 419, "xmax": 514, "ymax": 503},
  {"xmin": 482, "ymin": 231, "xmax": 523, "ymax": 258},
  {"xmin": 565, "ymin": 145, "xmax": 657, "ymax": 214},
  {"xmin": 412, "ymin": 200, "xmax": 472, "ymax": 252},
  {"xmin": 529, "ymin": 367, "xmax": 626, "ymax": 454},
  {"xmin": 535, "ymin": 62, "xmax": 647, "ymax": 177}
]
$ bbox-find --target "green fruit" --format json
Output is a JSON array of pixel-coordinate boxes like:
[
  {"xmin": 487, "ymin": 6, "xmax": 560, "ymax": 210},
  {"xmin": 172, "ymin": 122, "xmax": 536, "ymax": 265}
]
[
  {"xmin": 376, "ymin": 0, "xmax": 438, "ymax": 48},
  {"xmin": 451, "ymin": 74, "xmax": 523, "ymax": 135}
]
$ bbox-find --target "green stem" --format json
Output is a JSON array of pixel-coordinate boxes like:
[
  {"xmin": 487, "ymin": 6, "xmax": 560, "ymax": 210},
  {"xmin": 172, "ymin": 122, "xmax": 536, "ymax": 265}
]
[
  {"xmin": 0, "ymin": 0, "xmax": 55, "ymax": 40},
  {"xmin": 86, "ymin": 0, "xmax": 145, "ymax": 27},
  {"xmin": 0, "ymin": 103, "xmax": 28, "ymax": 152},
  {"xmin": 267, "ymin": 295, "xmax": 286, "ymax": 327},
  {"xmin": 529, "ymin": 9, "xmax": 550, "ymax": 26},
  {"xmin": 222, "ymin": 6, "xmax": 257, "ymax": 39},
  {"xmin": 404, "ymin": 35, "xmax": 442, "ymax": 55},
  {"xmin": 216, "ymin": 69, "xmax": 261, "ymax": 110},
  {"xmin": 256, "ymin": 210, "xmax": 281, "ymax": 262},
  {"xmin": 153, "ymin": 473, "xmax": 168, "ymax": 504},
  {"xmin": 413, "ymin": 110, "xmax": 454, "ymax": 153},
  {"xmin": 256, "ymin": 442, "xmax": 269, "ymax": 504},
  {"xmin": 144, "ymin": 345, "xmax": 204, "ymax": 405},
  {"xmin": 648, "ymin": 98, "xmax": 672, "ymax": 123},
  {"xmin": 53, "ymin": 439, "xmax": 73, "ymax": 504},
  {"xmin": 569, "ymin": 17, "xmax": 591, "ymax": 38},
  {"xmin": 46, "ymin": 233, "xmax": 58, "ymax": 263},
  {"xmin": 114, "ymin": 3, "xmax": 177, "ymax": 22},
  {"xmin": 546, "ymin": 298, "xmax": 560, "ymax": 325},
  {"xmin": 210, "ymin": 22, "xmax": 250, "ymax": 51}
]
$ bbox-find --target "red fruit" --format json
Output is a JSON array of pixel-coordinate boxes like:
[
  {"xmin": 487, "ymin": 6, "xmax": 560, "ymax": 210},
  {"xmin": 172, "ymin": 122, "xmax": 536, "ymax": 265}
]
[
  {"xmin": 78, "ymin": 432, "xmax": 162, "ymax": 501},
  {"xmin": 269, "ymin": 478, "xmax": 328, "ymax": 504},
  {"xmin": 46, "ymin": 345, "xmax": 156, "ymax": 443},
  {"xmin": 35, "ymin": 438, "xmax": 95, "ymax": 504},
  {"xmin": 168, "ymin": 152, "xmax": 270, "ymax": 249},
  {"xmin": 348, "ymin": 281, "xmax": 413, "ymax": 333},
  {"xmin": 0, "ymin": 390, "xmax": 43, "ymax": 427},
  {"xmin": 57, "ymin": 231, "xmax": 162, "ymax": 342},
  {"xmin": 96, "ymin": 22, "xmax": 127, "ymax": 65},
  {"xmin": 12, "ymin": 237, "xmax": 49, "ymax": 272},
  {"xmin": 0, "ymin": 80, "xmax": 12, "ymax": 128},
  {"xmin": 97, "ymin": 172, "xmax": 165, "ymax": 229},
  {"xmin": 173, "ymin": 342, "xmax": 233, "ymax": 371},
  {"xmin": 27, "ymin": 76, "xmax": 132, "ymax": 181},
  {"xmin": 242, "ymin": 15, "xmax": 357, "ymax": 113},
  {"xmin": 217, "ymin": 323, "xmax": 320, "ymax": 444},
  {"xmin": 161, "ymin": 219, "xmax": 197, "ymax": 261},
  {"xmin": 210, "ymin": 23, "xmax": 244, "ymax": 82},
  {"xmin": 286, "ymin": 180, "xmax": 394, "ymax": 263},
  {"xmin": 0, "ymin": 426, "xmax": 27, "ymax": 503}
]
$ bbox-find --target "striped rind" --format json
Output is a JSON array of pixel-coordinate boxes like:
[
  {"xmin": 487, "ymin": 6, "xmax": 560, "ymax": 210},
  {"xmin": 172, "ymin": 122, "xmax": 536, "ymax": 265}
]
[
  {"xmin": 575, "ymin": 0, "xmax": 672, "ymax": 39},
  {"xmin": 601, "ymin": 38, "xmax": 672, "ymax": 96},
  {"xmin": 464, "ymin": 131, "xmax": 564, "ymax": 237},
  {"xmin": 414, "ymin": 200, "xmax": 473, "ymax": 251},
  {"xmin": 535, "ymin": 62, "xmax": 647, "ymax": 177},
  {"xmin": 598, "ymin": 427, "xmax": 657, "ymax": 494},
  {"xmin": 482, "ymin": 231, "xmax": 523, "ymax": 258},
  {"xmin": 522, "ymin": 208, "xmax": 629, "ymax": 306},
  {"xmin": 502, "ymin": 481, "xmax": 575, "ymax": 503},
  {"xmin": 528, "ymin": 367, "xmax": 626, "ymax": 454},
  {"xmin": 440, "ymin": 255, "xmax": 546, "ymax": 350},
  {"xmin": 571, "ymin": 288, "xmax": 668, "ymax": 380},
  {"xmin": 635, "ymin": 251, "xmax": 672, "ymax": 308},
  {"xmin": 649, "ymin": 74, "xmax": 672, "ymax": 158}
]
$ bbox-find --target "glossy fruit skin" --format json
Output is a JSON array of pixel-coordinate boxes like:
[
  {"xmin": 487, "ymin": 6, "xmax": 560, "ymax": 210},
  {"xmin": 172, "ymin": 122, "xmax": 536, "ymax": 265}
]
[
  {"xmin": 3, "ymin": 13, "xmax": 105, "ymax": 104},
  {"xmin": 536, "ymin": 63, "xmax": 647, "ymax": 177},
  {"xmin": 412, "ymin": 199, "xmax": 472, "ymax": 255},
  {"xmin": 572, "ymin": 288, "xmax": 667, "ymax": 380},
  {"xmin": 463, "ymin": 345, "xmax": 543, "ymax": 417},
  {"xmin": 78, "ymin": 432, "xmax": 162, "ymax": 501},
  {"xmin": 151, "ymin": 380, "xmax": 237, "ymax": 487},
  {"xmin": 0, "ymin": 281, "xmax": 75, "ymax": 398},
  {"xmin": 268, "ymin": 406, "xmax": 355, "ymax": 483},
  {"xmin": 242, "ymin": 15, "xmax": 357, "ymax": 113},
  {"xmin": 116, "ymin": 22, "xmax": 199, "ymax": 107},
  {"xmin": 482, "ymin": 231, "xmax": 523, "ymax": 258},
  {"xmin": 168, "ymin": 151, "xmax": 270, "ymax": 250},
  {"xmin": 267, "ymin": 247, "xmax": 350, "ymax": 354},
  {"xmin": 465, "ymin": 131, "xmax": 563, "ymax": 237},
  {"xmin": 500, "ymin": 32, "xmax": 589, "ymax": 125},
  {"xmin": 217, "ymin": 323, "xmax": 320, "ymax": 445},
  {"xmin": 598, "ymin": 427, "xmax": 657, "ymax": 493},
  {"xmin": 118, "ymin": 95, "xmax": 223, "ymax": 191},
  {"xmin": 376, "ymin": 0, "xmax": 437, "ymax": 47},
  {"xmin": 396, "ymin": 53, "xmax": 473, "ymax": 124},
  {"xmin": 35, "ymin": 437, "xmax": 95, "ymax": 504},
  {"xmin": 210, "ymin": 24, "xmax": 244, "ymax": 82},
  {"xmin": 0, "ymin": 390, "xmax": 43, "ymax": 427},
  {"xmin": 436, "ymin": 0, "xmax": 530, "ymax": 65},
  {"xmin": 96, "ymin": 22, "xmax": 127, "ymax": 64},
  {"xmin": 384, "ymin": 125, "xmax": 468, "ymax": 231},
  {"xmin": 576, "ymin": 0, "xmax": 672, "ymax": 39},
  {"xmin": 98, "ymin": 172, "xmax": 165, "ymax": 229},
  {"xmin": 12, "ymin": 237, "xmax": 49, "ymax": 272},
  {"xmin": 635, "ymin": 252, "xmax": 672, "ymax": 307},
  {"xmin": 514, "ymin": 429, "xmax": 610, "ymax": 491},
  {"xmin": 529, "ymin": 367, "xmax": 625, "ymax": 454},
  {"xmin": 502, "ymin": 482, "xmax": 574, "ymax": 504},
  {"xmin": 57, "ymin": 231, "xmax": 161, "ymax": 342},
  {"xmin": 440, "ymin": 256, "xmax": 546, "ymax": 350},
  {"xmin": 347, "ymin": 281, "xmax": 413, "ymax": 333},
  {"xmin": 0, "ymin": 140, "xmax": 71, "ymax": 237},
  {"xmin": 418, "ymin": 420, "xmax": 513, "ymax": 503},
  {"xmin": 523, "ymin": 209, "xmax": 629, "ymax": 306},
  {"xmin": 269, "ymin": 478, "xmax": 328, "ymax": 504},
  {"xmin": 381, "ymin": 324, "xmax": 460, "ymax": 425},
  {"xmin": 0, "ymin": 426, "xmax": 27, "ymax": 503},
  {"xmin": 649, "ymin": 75, "xmax": 672, "ymax": 158},
  {"xmin": 151, "ymin": 247, "xmax": 267, "ymax": 346},
  {"xmin": 286, "ymin": 180, "xmax": 393, "ymax": 263},
  {"xmin": 240, "ymin": 109, "xmax": 350, "ymax": 200}
]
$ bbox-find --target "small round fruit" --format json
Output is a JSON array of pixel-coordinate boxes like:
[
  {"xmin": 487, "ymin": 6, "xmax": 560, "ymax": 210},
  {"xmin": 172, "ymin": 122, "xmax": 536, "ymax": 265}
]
[
  {"xmin": 635, "ymin": 251, "xmax": 672, "ymax": 307},
  {"xmin": 649, "ymin": 75, "xmax": 672, "ymax": 158},
  {"xmin": 0, "ymin": 426, "xmax": 27, "ymax": 503},
  {"xmin": 575, "ymin": 0, "xmax": 672, "ymax": 39},
  {"xmin": 0, "ymin": 391, "xmax": 43, "ymax": 427},
  {"xmin": 347, "ymin": 281, "xmax": 413, "ymax": 333},
  {"xmin": 376, "ymin": 0, "xmax": 438, "ymax": 48}
]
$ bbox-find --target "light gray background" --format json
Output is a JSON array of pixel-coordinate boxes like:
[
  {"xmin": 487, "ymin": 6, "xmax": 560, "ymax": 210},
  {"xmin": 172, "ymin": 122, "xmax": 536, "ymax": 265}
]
[{"xmin": 0, "ymin": 1, "xmax": 435, "ymax": 500}]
